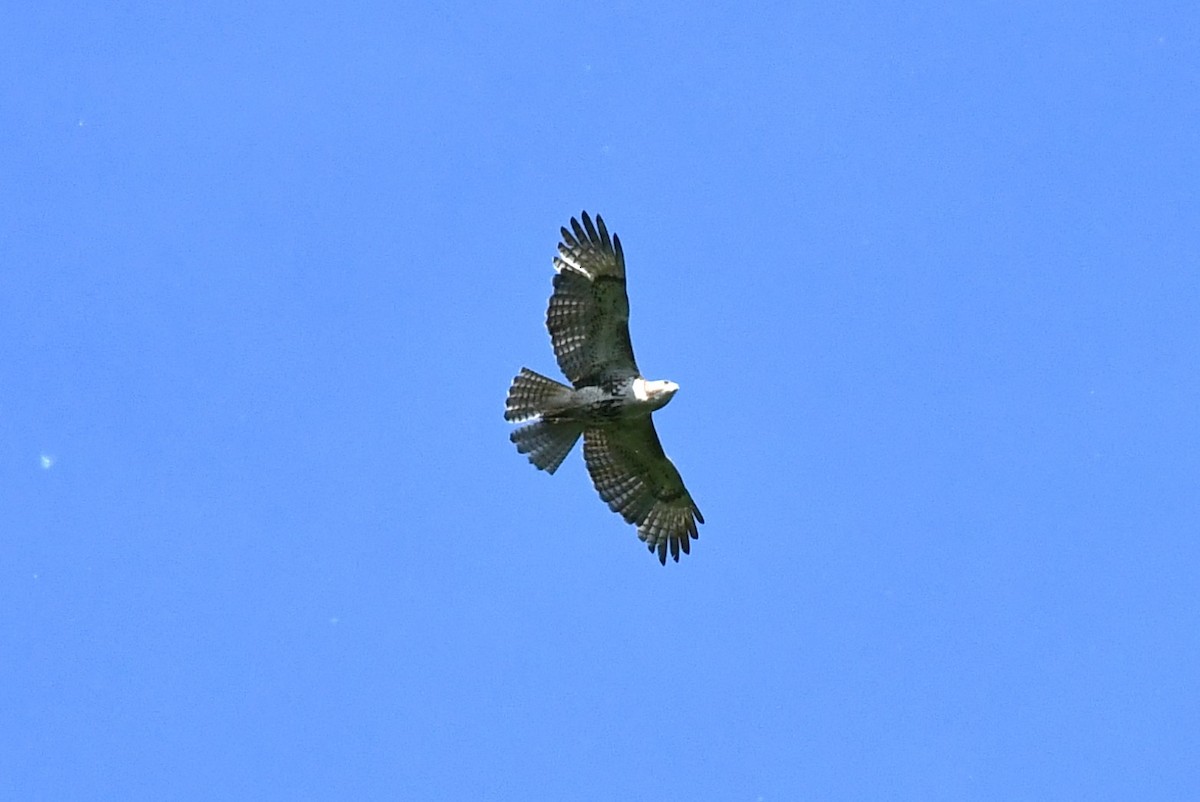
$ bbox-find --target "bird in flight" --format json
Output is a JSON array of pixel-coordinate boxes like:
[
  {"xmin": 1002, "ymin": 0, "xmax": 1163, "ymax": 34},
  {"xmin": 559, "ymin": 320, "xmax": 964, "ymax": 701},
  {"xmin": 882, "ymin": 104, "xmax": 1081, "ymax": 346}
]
[{"xmin": 505, "ymin": 212, "xmax": 704, "ymax": 564}]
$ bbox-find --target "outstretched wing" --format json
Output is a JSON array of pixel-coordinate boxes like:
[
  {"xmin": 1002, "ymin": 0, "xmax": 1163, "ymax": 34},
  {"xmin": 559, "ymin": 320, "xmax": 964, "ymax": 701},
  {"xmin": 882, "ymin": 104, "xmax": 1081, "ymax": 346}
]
[
  {"xmin": 547, "ymin": 212, "xmax": 640, "ymax": 388},
  {"xmin": 583, "ymin": 418, "xmax": 704, "ymax": 564}
]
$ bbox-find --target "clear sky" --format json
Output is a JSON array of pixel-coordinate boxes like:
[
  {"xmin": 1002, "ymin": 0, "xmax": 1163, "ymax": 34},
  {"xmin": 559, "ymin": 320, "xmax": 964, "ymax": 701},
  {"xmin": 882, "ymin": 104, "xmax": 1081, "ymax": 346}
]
[{"xmin": 4, "ymin": 3, "xmax": 1199, "ymax": 799}]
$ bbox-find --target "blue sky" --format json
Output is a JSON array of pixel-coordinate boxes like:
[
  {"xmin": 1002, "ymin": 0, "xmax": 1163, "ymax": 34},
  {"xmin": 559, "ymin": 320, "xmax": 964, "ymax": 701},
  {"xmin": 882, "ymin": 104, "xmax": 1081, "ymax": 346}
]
[{"xmin": 3, "ymin": 3, "xmax": 1198, "ymax": 799}]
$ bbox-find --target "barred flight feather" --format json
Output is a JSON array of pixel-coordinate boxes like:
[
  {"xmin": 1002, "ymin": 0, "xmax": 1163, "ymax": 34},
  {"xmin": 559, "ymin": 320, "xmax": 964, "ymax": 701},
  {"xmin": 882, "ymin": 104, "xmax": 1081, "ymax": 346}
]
[
  {"xmin": 583, "ymin": 424, "xmax": 703, "ymax": 565},
  {"xmin": 510, "ymin": 420, "xmax": 582, "ymax": 475},
  {"xmin": 505, "ymin": 368, "xmax": 571, "ymax": 423}
]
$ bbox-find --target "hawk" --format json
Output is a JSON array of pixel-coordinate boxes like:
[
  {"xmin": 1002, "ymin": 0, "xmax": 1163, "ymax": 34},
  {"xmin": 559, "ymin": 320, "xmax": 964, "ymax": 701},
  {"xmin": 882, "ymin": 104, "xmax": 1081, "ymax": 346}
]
[{"xmin": 505, "ymin": 212, "xmax": 704, "ymax": 564}]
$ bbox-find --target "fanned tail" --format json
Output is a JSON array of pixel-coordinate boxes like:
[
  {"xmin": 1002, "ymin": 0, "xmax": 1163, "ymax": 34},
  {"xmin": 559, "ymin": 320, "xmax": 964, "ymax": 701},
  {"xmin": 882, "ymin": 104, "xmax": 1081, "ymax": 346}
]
[
  {"xmin": 506, "ymin": 368, "xmax": 581, "ymax": 474},
  {"xmin": 510, "ymin": 420, "xmax": 583, "ymax": 474},
  {"xmin": 505, "ymin": 368, "xmax": 572, "ymax": 422}
]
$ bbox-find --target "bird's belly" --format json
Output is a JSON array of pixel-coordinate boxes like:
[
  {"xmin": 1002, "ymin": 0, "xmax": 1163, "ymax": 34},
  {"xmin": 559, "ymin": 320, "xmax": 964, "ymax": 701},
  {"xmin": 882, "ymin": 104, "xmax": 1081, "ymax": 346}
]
[
  {"xmin": 547, "ymin": 394, "xmax": 646, "ymax": 424},
  {"xmin": 586, "ymin": 398, "xmax": 627, "ymax": 420}
]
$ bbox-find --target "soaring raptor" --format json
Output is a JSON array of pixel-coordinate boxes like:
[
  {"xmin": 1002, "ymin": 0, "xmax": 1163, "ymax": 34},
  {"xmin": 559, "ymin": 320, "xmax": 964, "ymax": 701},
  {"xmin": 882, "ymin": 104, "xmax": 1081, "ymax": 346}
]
[{"xmin": 505, "ymin": 212, "xmax": 704, "ymax": 563}]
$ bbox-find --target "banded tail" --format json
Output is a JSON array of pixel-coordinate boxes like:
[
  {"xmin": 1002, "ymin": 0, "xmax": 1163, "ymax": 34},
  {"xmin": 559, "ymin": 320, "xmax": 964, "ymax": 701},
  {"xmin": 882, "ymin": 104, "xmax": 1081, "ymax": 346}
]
[{"xmin": 505, "ymin": 368, "xmax": 582, "ymax": 474}]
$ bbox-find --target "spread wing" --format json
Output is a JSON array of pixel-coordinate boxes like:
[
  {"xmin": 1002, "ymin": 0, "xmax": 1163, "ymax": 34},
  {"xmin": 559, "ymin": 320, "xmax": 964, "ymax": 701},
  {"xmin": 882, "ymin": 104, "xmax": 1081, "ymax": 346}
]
[
  {"xmin": 583, "ymin": 418, "xmax": 704, "ymax": 564},
  {"xmin": 547, "ymin": 212, "xmax": 640, "ymax": 388}
]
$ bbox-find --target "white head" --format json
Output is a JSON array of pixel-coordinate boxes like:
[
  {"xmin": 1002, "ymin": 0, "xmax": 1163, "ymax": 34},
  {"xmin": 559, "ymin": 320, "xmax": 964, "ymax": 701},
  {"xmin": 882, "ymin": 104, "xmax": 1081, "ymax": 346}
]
[{"xmin": 634, "ymin": 378, "xmax": 679, "ymax": 410}]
